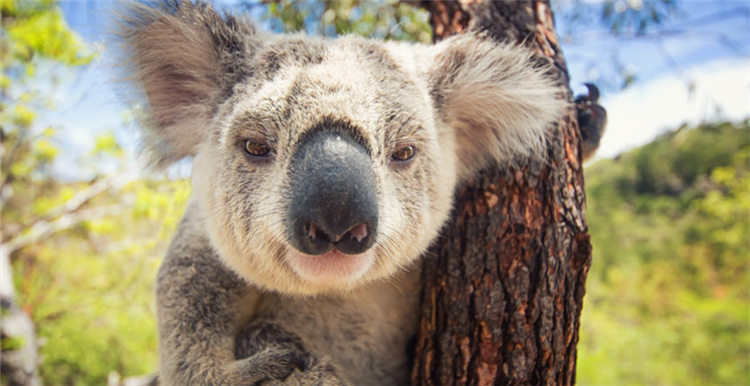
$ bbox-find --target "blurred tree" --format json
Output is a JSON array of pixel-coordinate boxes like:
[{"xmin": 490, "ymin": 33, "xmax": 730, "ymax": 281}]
[
  {"xmin": 1, "ymin": 1, "xmax": 187, "ymax": 385},
  {"xmin": 262, "ymin": 0, "xmax": 432, "ymax": 43},
  {"xmin": 579, "ymin": 121, "xmax": 749, "ymax": 384},
  {"xmin": 1, "ymin": 1, "xmax": 93, "ymax": 384}
]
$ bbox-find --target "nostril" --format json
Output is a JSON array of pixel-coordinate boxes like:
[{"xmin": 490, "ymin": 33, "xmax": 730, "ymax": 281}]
[
  {"xmin": 305, "ymin": 223, "xmax": 331, "ymax": 243},
  {"xmin": 306, "ymin": 223, "xmax": 318, "ymax": 240},
  {"xmin": 294, "ymin": 220, "xmax": 374, "ymax": 255},
  {"xmin": 346, "ymin": 222, "xmax": 368, "ymax": 243},
  {"xmin": 333, "ymin": 221, "xmax": 374, "ymax": 255},
  {"xmin": 296, "ymin": 222, "xmax": 334, "ymax": 255}
]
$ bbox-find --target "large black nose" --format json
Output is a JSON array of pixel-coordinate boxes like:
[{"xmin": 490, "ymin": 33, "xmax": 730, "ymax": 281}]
[{"xmin": 287, "ymin": 129, "xmax": 378, "ymax": 255}]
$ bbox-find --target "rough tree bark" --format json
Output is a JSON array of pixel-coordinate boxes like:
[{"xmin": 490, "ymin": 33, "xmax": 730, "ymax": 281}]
[{"xmin": 412, "ymin": 1, "xmax": 591, "ymax": 385}]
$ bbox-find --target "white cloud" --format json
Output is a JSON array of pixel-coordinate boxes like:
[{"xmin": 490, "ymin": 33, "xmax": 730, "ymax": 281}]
[{"xmin": 593, "ymin": 58, "xmax": 750, "ymax": 160}]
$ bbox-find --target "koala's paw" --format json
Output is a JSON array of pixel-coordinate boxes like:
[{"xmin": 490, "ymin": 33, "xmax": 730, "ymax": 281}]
[
  {"xmin": 231, "ymin": 320, "xmax": 343, "ymax": 385},
  {"xmin": 261, "ymin": 359, "xmax": 346, "ymax": 386},
  {"xmin": 225, "ymin": 345, "xmax": 309, "ymax": 385}
]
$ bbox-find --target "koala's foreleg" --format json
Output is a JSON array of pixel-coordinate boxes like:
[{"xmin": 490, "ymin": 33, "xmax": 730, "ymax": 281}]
[
  {"xmin": 156, "ymin": 245, "xmax": 256, "ymax": 385},
  {"xmin": 156, "ymin": 214, "xmax": 344, "ymax": 385}
]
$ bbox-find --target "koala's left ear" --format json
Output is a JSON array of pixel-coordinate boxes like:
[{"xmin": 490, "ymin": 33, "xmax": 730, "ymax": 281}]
[
  {"xmin": 427, "ymin": 34, "xmax": 568, "ymax": 178},
  {"xmin": 118, "ymin": 1, "xmax": 259, "ymax": 167}
]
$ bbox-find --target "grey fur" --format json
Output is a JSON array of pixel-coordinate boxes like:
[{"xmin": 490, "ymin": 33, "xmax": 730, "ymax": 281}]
[{"xmin": 119, "ymin": 1, "xmax": 567, "ymax": 384}]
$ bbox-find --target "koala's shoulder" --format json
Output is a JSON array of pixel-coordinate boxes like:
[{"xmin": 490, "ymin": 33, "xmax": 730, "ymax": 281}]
[
  {"xmin": 163, "ymin": 200, "xmax": 211, "ymax": 258},
  {"xmin": 157, "ymin": 201, "xmax": 245, "ymax": 294}
]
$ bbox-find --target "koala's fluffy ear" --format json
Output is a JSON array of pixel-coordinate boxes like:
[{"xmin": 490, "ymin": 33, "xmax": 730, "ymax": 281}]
[
  {"xmin": 427, "ymin": 34, "xmax": 567, "ymax": 178},
  {"xmin": 119, "ymin": 1, "xmax": 257, "ymax": 167}
]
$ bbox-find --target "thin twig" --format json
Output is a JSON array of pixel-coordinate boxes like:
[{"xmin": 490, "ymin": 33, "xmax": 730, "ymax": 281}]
[{"xmin": 3, "ymin": 204, "xmax": 125, "ymax": 254}]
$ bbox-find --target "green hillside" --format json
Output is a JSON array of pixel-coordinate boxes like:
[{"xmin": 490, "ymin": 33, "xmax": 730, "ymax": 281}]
[{"xmin": 577, "ymin": 120, "xmax": 750, "ymax": 384}]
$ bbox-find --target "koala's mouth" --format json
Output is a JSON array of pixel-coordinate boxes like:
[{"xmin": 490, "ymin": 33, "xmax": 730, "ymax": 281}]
[
  {"xmin": 285, "ymin": 247, "xmax": 374, "ymax": 284},
  {"xmin": 285, "ymin": 222, "xmax": 376, "ymax": 284}
]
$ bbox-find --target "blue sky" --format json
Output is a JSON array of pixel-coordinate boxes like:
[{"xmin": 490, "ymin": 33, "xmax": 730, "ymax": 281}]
[{"xmin": 39, "ymin": 0, "xmax": 750, "ymax": 177}]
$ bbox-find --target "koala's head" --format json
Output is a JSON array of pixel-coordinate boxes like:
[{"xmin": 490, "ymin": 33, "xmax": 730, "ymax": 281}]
[{"xmin": 121, "ymin": 1, "xmax": 566, "ymax": 295}]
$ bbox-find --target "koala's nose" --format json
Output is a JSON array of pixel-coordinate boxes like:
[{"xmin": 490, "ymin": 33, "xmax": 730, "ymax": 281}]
[{"xmin": 287, "ymin": 129, "xmax": 378, "ymax": 256}]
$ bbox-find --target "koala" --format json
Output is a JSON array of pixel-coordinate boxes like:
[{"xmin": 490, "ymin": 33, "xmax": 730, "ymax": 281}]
[{"xmin": 119, "ymin": 1, "xmax": 567, "ymax": 385}]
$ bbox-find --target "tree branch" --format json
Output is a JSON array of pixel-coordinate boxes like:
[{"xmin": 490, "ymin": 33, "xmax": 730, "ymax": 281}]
[
  {"xmin": 2, "ymin": 172, "xmax": 134, "ymax": 243},
  {"xmin": 3, "ymin": 204, "xmax": 125, "ymax": 254},
  {"xmin": 42, "ymin": 173, "xmax": 131, "ymax": 220}
]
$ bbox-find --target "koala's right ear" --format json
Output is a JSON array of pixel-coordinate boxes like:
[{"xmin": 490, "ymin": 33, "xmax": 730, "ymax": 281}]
[
  {"xmin": 119, "ymin": 1, "xmax": 258, "ymax": 167},
  {"xmin": 425, "ymin": 33, "xmax": 567, "ymax": 179}
]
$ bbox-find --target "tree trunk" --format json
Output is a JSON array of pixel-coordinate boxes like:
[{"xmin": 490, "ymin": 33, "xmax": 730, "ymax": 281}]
[
  {"xmin": 0, "ymin": 248, "xmax": 42, "ymax": 386},
  {"xmin": 412, "ymin": 1, "xmax": 591, "ymax": 385}
]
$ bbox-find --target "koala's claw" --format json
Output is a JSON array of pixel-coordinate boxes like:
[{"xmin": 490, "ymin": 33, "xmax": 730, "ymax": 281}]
[
  {"xmin": 226, "ymin": 347, "xmax": 309, "ymax": 384},
  {"xmin": 260, "ymin": 360, "xmax": 347, "ymax": 386},
  {"xmin": 227, "ymin": 348, "xmax": 345, "ymax": 385},
  {"xmin": 229, "ymin": 320, "xmax": 346, "ymax": 385}
]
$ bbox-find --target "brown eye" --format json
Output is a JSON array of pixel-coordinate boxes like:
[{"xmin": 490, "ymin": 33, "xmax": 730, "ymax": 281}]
[
  {"xmin": 391, "ymin": 145, "xmax": 415, "ymax": 162},
  {"xmin": 244, "ymin": 139, "xmax": 272, "ymax": 158}
]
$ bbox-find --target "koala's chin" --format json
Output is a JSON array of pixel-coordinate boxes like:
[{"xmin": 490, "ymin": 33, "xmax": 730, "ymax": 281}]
[{"xmin": 285, "ymin": 249, "xmax": 375, "ymax": 286}]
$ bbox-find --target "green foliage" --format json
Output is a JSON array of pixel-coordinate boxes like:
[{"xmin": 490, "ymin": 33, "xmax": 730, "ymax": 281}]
[
  {"xmin": 1, "ymin": 1, "xmax": 183, "ymax": 384},
  {"xmin": 16, "ymin": 179, "xmax": 190, "ymax": 385},
  {"xmin": 1, "ymin": 0, "xmax": 94, "ymax": 228},
  {"xmin": 1, "ymin": 336, "xmax": 25, "ymax": 351},
  {"xmin": 578, "ymin": 121, "xmax": 750, "ymax": 385},
  {"xmin": 1, "ymin": 0, "xmax": 93, "ymax": 89},
  {"xmin": 3, "ymin": 1, "xmax": 93, "ymax": 66},
  {"xmin": 264, "ymin": 0, "xmax": 432, "ymax": 43}
]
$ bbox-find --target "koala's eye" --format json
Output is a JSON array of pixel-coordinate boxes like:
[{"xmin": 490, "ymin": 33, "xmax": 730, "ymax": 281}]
[
  {"xmin": 243, "ymin": 139, "xmax": 272, "ymax": 158},
  {"xmin": 391, "ymin": 145, "xmax": 415, "ymax": 162}
]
